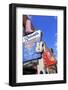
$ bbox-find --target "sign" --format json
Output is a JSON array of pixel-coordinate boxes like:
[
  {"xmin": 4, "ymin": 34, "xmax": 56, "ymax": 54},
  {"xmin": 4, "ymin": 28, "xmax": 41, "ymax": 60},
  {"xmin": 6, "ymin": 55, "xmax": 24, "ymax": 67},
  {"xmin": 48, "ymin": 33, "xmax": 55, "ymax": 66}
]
[
  {"xmin": 42, "ymin": 48, "xmax": 57, "ymax": 67},
  {"xmin": 23, "ymin": 30, "xmax": 42, "ymax": 63}
]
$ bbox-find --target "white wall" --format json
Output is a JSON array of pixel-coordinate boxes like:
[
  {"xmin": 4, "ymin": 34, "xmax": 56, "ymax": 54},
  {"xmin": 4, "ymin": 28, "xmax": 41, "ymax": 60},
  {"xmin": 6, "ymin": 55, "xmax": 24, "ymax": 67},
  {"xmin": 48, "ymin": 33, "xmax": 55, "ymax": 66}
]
[{"xmin": 0, "ymin": 0, "xmax": 68, "ymax": 89}]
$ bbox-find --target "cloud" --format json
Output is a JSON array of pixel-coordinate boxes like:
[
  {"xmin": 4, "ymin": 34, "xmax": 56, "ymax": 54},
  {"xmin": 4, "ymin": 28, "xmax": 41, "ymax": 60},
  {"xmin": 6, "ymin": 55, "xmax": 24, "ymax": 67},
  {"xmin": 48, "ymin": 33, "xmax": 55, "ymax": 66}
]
[
  {"xmin": 53, "ymin": 41, "xmax": 57, "ymax": 60},
  {"xmin": 27, "ymin": 15, "xmax": 32, "ymax": 19}
]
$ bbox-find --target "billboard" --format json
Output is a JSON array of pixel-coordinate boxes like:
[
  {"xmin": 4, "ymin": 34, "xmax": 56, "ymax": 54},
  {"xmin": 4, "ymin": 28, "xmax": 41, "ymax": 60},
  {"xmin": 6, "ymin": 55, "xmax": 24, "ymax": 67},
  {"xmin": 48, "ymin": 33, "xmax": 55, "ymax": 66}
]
[{"xmin": 23, "ymin": 30, "xmax": 42, "ymax": 63}]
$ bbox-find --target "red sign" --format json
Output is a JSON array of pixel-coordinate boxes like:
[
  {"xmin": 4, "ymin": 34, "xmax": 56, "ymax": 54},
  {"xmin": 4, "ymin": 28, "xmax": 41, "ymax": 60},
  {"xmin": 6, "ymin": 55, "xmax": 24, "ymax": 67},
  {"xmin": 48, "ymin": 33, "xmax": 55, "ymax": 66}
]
[{"xmin": 42, "ymin": 49, "xmax": 57, "ymax": 67}]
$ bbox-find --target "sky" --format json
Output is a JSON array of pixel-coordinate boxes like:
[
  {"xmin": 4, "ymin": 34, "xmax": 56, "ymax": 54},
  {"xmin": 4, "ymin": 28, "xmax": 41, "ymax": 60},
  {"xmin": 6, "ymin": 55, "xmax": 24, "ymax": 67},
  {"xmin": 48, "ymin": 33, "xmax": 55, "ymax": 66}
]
[{"xmin": 29, "ymin": 15, "xmax": 57, "ymax": 58}]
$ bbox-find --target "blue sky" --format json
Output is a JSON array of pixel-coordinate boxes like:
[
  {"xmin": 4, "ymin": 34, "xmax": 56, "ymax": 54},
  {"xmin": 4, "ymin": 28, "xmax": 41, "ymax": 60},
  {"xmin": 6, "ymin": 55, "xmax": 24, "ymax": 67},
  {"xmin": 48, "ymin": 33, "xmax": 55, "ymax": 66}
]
[{"xmin": 29, "ymin": 15, "xmax": 57, "ymax": 58}]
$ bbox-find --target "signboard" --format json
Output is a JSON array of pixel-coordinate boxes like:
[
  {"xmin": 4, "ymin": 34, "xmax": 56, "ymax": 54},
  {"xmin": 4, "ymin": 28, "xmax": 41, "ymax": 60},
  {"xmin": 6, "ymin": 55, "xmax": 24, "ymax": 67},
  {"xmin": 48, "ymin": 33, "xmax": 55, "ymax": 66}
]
[
  {"xmin": 23, "ymin": 30, "xmax": 42, "ymax": 63},
  {"xmin": 42, "ymin": 48, "xmax": 57, "ymax": 67}
]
